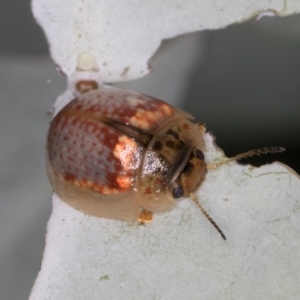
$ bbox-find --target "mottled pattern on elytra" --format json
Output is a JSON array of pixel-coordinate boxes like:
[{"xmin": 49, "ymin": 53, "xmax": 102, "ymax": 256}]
[
  {"xmin": 63, "ymin": 87, "xmax": 179, "ymax": 132},
  {"xmin": 47, "ymin": 87, "xmax": 194, "ymax": 196},
  {"xmin": 47, "ymin": 113, "xmax": 142, "ymax": 194}
]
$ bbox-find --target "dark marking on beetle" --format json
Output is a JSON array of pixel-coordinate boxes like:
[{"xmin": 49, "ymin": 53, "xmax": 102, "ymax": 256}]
[
  {"xmin": 172, "ymin": 183, "xmax": 184, "ymax": 199},
  {"xmin": 153, "ymin": 141, "xmax": 163, "ymax": 151},
  {"xmin": 138, "ymin": 133, "xmax": 152, "ymax": 146},
  {"xmin": 194, "ymin": 149, "xmax": 205, "ymax": 160},
  {"xmin": 182, "ymin": 161, "xmax": 193, "ymax": 176},
  {"xmin": 160, "ymin": 167, "xmax": 172, "ymax": 179},
  {"xmin": 166, "ymin": 129, "xmax": 180, "ymax": 140},
  {"xmin": 165, "ymin": 140, "xmax": 184, "ymax": 150}
]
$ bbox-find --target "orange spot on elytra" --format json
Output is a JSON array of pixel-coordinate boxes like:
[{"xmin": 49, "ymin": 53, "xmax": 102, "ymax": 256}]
[
  {"xmin": 116, "ymin": 176, "xmax": 132, "ymax": 189},
  {"xmin": 58, "ymin": 173, "xmax": 121, "ymax": 195},
  {"xmin": 113, "ymin": 135, "xmax": 138, "ymax": 170},
  {"xmin": 160, "ymin": 104, "xmax": 173, "ymax": 115},
  {"xmin": 129, "ymin": 103, "xmax": 173, "ymax": 130}
]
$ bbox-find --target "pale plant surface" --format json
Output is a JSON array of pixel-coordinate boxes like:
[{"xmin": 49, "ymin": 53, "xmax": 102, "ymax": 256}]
[{"xmin": 32, "ymin": 0, "xmax": 300, "ymax": 85}]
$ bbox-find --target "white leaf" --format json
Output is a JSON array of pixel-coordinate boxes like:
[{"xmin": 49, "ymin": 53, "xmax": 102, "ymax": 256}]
[{"xmin": 32, "ymin": 0, "xmax": 300, "ymax": 84}]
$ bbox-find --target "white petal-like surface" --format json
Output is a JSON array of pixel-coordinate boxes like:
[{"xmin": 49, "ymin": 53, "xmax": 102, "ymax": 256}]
[
  {"xmin": 30, "ymin": 133, "xmax": 300, "ymax": 300},
  {"xmin": 32, "ymin": 0, "xmax": 300, "ymax": 83}
]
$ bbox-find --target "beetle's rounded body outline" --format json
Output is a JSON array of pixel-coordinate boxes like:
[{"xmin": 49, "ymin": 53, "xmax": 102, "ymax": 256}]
[
  {"xmin": 47, "ymin": 86, "xmax": 285, "ymax": 240},
  {"xmin": 47, "ymin": 87, "xmax": 207, "ymax": 222}
]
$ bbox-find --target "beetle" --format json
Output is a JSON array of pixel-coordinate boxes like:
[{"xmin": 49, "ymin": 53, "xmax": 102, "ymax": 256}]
[{"xmin": 47, "ymin": 86, "xmax": 284, "ymax": 240}]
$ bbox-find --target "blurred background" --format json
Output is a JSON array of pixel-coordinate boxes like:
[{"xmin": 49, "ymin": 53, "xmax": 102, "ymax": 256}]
[{"xmin": 0, "ymin": 1, "xmax": 299, "ymax": 299}]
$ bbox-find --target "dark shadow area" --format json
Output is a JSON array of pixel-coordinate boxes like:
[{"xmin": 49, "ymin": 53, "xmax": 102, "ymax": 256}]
[
  {"xmin": 182, "ymin": 19, "xmax": 300, "ymax": 174},
  {"xmin": 0, "ymin": 0, "xmax": 48, "ymax": 53}
]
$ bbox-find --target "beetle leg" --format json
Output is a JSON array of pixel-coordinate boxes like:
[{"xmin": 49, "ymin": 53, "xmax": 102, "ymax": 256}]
[{"xmin": 138, "ymin": 210, "xmax": 153, "ymax": 225}]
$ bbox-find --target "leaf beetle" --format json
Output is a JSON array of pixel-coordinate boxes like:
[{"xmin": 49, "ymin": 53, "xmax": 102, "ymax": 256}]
[{"xmin": 47, "ymin": 86, "xmax": 284, "ymax": 240}]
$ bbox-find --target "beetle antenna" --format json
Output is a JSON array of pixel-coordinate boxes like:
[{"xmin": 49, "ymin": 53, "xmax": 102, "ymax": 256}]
[
  {"xmin": 190, "ymin": 193, "xmax": 226, "ymax": 240},
  {"xmin": 207, "ymin": 147, "xmax": 285, "ymax": 169}
]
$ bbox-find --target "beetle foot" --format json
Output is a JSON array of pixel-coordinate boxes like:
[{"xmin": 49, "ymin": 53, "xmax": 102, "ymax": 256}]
[{"xmin": 138, "ymin": 210, "xmax": 153, "ymax": 225}]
